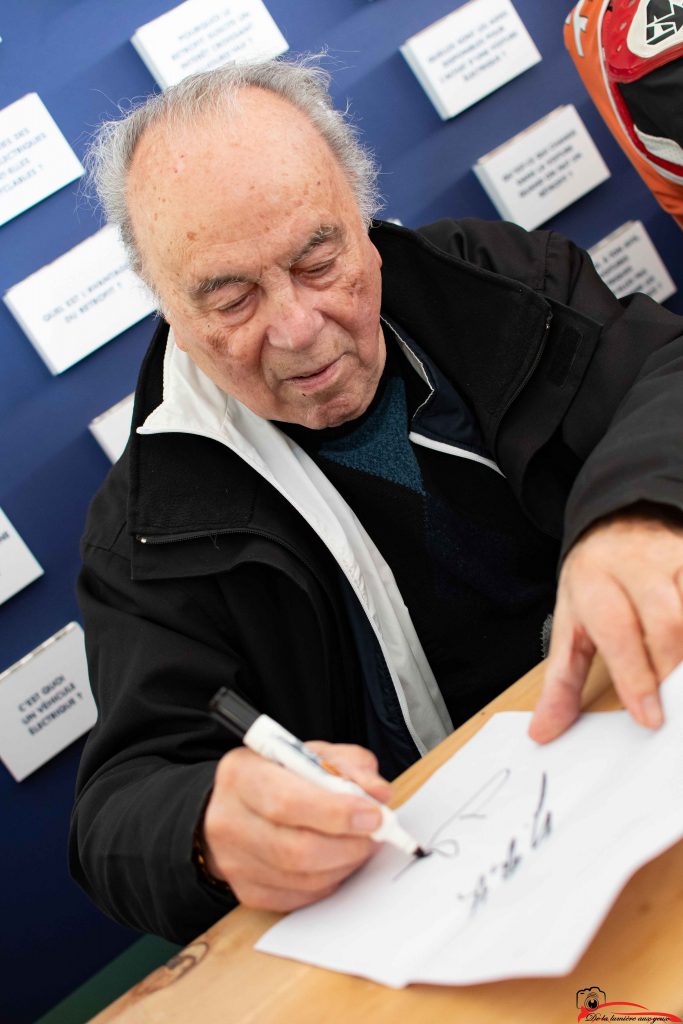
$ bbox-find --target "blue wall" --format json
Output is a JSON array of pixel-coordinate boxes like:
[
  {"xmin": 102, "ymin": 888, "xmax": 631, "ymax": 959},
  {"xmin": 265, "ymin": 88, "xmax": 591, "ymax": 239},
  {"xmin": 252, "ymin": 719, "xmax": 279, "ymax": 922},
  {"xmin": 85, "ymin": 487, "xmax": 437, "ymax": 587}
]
[{"xmin": 1, "ymin": 1, "xmax": 681, "ymax": 1021}]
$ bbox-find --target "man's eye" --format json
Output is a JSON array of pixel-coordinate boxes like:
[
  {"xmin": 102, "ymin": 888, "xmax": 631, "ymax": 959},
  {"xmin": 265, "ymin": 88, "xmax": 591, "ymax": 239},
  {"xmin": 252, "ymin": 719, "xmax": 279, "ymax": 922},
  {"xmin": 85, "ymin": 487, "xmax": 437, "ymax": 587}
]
[
  {"xmin": 219, "ymin": 292, "xmax": 251, "ymax": 313},
  {"xmin": 299, "ymin": 259, "xmax": 335, "ymax": 278}
]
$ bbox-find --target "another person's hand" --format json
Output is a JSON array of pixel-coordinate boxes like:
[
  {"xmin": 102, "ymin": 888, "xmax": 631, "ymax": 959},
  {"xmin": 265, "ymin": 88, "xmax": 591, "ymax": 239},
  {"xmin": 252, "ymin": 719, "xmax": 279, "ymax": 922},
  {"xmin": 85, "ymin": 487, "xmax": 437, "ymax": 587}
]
[
  {"xmin": 201, "ymin": 741, "xmax": 391, "ymax": 911},
  {"xmin": 529, "ymin": 506, "xmax": 683, "ymax": 744}
]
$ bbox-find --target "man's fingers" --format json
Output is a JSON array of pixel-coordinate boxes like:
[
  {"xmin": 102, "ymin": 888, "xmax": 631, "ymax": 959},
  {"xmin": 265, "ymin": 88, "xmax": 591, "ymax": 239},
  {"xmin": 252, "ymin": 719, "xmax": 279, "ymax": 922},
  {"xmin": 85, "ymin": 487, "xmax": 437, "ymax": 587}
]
[
  {"xmin": 531, "ymin": 513, "xmax": 683, "ymax": 745},
  {"xmin": 203, "ymin": 746, "xmax": 381, "ymax": 909},
  {"xmin": 233, "ymin": 802, "xmax": 377, "ymax": 876},
  {"xmin": 224, "ymin": 752, "xmax": 385, "ymax": 837},
  {"xmin": 530, "ymin": 570, "xmax": 664, "ymax": 743},
  {"xmin": 634, "ymin": 577, "xmax": 683, "ymax": 684},
  {"xmin": 305, "ymin": 741, "xmax": 381, "ymax": 774},
  {"xmin": 218, "ymin": 807, "xmax": 375, "ymax": 889},
  {"xmin": 305, "ymin": 741, "xmax": 392, "ymax": 803},
  {"xmin": 529, "ymin": 592, "xmax": 595, "ymax": 744},
  {"xmin": 586, "ymin": 576, "xmax": 662, "ymax": 728},
  {"xmin": 210, "ymin": 743, "xmax": 389, "ymax": 847}
]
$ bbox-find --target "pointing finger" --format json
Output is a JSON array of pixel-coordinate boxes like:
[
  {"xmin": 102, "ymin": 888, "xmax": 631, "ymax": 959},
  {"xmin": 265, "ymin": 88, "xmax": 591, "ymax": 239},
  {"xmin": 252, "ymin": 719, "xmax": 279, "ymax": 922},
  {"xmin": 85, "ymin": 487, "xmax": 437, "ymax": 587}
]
[
  {"xmin": 632, "ymin": 577, "xmax": 683, "ymax": 684},
  {"xmin": 529, "ymin": 590, "xmax": 595, "ymax": 744},
  {"xmin": 581, "ymin": 576, "xmax": 662, "ymax": 730}
]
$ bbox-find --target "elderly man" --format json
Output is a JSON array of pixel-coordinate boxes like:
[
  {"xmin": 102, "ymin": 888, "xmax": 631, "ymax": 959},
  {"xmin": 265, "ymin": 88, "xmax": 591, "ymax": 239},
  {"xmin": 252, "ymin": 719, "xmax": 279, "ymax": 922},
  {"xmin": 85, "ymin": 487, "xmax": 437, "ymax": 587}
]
[{"xmin": 71, "ymin": 57, "xmax": 683, "ymax": 944}]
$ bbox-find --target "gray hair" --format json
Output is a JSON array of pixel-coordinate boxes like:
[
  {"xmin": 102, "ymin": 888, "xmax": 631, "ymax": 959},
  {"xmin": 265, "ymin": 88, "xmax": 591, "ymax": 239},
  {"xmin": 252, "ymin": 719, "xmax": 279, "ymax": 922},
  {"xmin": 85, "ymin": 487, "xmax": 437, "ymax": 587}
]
[{"xmin": 85, "ymin": 55, "xmax": 383, "ymax": 283}]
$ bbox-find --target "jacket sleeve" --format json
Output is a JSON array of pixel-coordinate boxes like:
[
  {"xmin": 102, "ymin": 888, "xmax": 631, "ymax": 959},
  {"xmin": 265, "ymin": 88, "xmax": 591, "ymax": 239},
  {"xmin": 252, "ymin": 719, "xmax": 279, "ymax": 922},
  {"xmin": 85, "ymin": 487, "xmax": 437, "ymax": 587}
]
[
  {"xmin": 419, "ymin": 217, "xmax": 683, "ymax": 556},
  {"xmin": 71, "ymin": 537, "xmax": 241, "ymax": 945},
  {"xmin": 71, "ymin": 479, "xmax": 360, "ymax": 944}
]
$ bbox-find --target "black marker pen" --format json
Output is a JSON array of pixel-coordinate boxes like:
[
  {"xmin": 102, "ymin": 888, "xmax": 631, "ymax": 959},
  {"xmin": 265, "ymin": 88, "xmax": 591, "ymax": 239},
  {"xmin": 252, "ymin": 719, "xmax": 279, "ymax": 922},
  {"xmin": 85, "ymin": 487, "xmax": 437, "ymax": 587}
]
[{"xmin": 210, "ymin": 687, "xmax": 428, "ymax": 859}]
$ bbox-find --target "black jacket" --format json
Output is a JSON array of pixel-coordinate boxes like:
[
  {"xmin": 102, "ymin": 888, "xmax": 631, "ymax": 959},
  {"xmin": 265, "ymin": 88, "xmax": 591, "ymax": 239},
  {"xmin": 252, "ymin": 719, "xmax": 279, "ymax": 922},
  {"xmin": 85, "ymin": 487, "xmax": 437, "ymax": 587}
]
[{"xmin": 70, "ymin": 219, "xmax": 683, "ymax": 944}]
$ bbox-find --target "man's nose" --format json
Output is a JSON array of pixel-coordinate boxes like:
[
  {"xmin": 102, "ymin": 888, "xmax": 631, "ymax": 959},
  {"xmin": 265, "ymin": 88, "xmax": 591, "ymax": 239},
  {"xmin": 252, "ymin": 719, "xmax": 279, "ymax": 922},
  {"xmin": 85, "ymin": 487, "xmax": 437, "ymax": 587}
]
[{"xmin": 265, "ymin": 285, "xmax": 324, "ymax": 350}]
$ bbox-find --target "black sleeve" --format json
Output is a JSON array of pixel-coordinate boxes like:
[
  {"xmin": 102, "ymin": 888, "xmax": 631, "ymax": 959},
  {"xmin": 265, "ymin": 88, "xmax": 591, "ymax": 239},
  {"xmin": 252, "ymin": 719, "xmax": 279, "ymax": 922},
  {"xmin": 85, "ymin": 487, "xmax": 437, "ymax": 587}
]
[
  {"xmin": 419, "ymin": 217, "xmax": 683, "ymax": 556},
  {"xmin": 70, "ymin": 541, "xmax": 240, "ymax": 945},
  {"xmin": 70, "ymin": 482, "xmax": 361, "ymax": 944}
]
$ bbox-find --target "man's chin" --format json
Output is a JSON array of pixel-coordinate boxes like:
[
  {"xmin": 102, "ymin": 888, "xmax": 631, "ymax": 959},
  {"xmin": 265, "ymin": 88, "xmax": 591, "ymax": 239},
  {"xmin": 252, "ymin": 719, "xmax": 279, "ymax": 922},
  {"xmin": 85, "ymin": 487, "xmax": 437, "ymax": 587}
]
[
  {"xmin": 293, "ymin": 391, "xmax": 374, "ymax": 430},
  {"xmin": 295, "ymin": 408, "xmax": 354, "ymax": 430}
]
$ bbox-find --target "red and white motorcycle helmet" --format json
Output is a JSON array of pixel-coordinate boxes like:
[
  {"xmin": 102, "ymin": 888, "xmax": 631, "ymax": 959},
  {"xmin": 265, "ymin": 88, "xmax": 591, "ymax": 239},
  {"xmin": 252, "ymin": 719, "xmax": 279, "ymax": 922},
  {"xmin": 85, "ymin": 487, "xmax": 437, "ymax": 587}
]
[{"xmin": 602, "ymin": 0, "xmax": 683, "ymax": 177}]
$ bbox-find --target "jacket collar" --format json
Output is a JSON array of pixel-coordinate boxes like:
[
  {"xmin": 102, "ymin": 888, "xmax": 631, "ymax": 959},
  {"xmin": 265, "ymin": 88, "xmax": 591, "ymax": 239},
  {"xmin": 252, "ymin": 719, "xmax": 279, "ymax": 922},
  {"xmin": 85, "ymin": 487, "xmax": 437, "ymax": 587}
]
[{"xmin": 374, "ymin": 220, "xmax": 551, "ymax": 442}]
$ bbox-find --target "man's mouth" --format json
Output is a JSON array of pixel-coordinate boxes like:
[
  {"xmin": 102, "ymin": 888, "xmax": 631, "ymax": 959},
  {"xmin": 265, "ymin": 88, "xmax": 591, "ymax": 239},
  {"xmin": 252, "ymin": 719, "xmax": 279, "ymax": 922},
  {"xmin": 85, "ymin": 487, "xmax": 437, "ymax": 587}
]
[{"xmin": 286, "ymin": 357, "xmax": 342, "ymax": 391}]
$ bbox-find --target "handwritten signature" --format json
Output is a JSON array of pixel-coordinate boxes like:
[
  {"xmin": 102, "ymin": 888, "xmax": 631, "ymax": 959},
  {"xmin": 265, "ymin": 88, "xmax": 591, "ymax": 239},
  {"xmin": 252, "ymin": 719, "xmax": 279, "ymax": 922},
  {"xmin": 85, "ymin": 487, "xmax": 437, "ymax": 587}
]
[{"xmin": 395, "ymin": 769, "xmax": 553, "ymax": 915}]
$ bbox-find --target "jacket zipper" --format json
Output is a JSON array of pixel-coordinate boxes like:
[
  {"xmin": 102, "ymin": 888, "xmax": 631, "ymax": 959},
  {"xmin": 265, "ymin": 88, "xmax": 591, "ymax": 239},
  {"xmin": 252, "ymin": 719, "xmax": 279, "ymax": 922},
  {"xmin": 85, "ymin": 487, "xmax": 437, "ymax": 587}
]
[
  {"xmin": 495, "ymin": 310, "xmax": 553, "ymax": 432},
  {"xmin": 136, "ymin": 525, "xmax": 309, "ymax": 568},
  {"xmin": 137, "ymin": 528, "xmax": 238, "ymax": 544}
]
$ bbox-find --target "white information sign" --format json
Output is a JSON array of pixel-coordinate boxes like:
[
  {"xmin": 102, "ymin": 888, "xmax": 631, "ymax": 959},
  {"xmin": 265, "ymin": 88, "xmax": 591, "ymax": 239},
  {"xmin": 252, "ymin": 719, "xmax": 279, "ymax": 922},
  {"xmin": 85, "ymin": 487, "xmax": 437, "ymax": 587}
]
[
  {"xmin": 0, "ymin": 93, "xmax": 83, "ymax": 226},
  {"xmin": 4, "ymin": 225, "xmax": 156, "ymax": 375},
  {"xmin": 0, "ymin": 623, "xmax": 97, "ymax": 782},
  {"xmin": 589, "ymin": 220, "xmax": 677, "ymax": 303},
  {"xmin": 131, "ymin": 0, "xmax": 288, "ymax": 90},
  {"xmin": 89, "ymin": 393, "xmax": 135, "ymax": 463},
  {"xmin": 473, "ymin": 104, "xmax": 611, "ymax": 230},
  {"xmin": 401, "ymin": 0, "xmax": 541, "ymax": 120},
  {"xmin": 0, "ymin": 508, "xmax": 43, "ymax": 606}
]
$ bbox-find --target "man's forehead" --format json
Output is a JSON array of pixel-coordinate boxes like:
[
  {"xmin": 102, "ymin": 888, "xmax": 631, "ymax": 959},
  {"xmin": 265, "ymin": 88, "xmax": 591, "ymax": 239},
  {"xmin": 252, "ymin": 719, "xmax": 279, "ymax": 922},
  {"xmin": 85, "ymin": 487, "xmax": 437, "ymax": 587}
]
[
  {"xmin": 127, "ymin": 89, "xmax": 360, "ymax": 298},
  {"xmin": 132, "ymin": 89, "xmax": 334, "ymax": 184}
]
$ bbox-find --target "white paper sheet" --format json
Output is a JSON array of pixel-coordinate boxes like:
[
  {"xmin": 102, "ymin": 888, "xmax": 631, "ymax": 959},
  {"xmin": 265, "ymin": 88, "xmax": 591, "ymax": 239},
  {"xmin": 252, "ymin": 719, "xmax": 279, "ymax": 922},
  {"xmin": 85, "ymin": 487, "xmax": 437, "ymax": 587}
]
[{"xmin": 257, "ymin": 662, "xmax": 683, "ymax": 987}]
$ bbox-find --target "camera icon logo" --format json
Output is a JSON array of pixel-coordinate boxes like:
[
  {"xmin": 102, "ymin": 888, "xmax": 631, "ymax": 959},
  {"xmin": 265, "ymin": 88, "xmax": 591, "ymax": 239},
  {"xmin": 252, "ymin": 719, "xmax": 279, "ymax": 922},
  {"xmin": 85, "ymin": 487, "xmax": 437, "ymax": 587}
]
[{"xmin": 576, "ymin": 987, "xmax": 607, "ymax": 1010}]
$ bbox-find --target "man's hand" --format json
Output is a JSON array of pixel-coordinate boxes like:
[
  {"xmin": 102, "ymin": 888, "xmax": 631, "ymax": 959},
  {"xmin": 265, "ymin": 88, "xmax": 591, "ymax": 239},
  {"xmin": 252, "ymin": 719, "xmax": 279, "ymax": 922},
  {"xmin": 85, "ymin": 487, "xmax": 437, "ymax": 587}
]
[
  {"xmin": 529, "ymin": 508, "xmax": 683, "ymax": 744},
  {"xmin": 201, "ymin": 741, "xmax": 392, "ymax": 912}
]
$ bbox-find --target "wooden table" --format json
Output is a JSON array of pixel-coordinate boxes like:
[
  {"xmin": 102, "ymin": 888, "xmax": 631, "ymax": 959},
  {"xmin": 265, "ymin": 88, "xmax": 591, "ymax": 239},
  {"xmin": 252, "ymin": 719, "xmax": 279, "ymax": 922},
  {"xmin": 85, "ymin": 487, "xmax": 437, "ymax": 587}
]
[{"xmin": 92, "ymin": 661, "xmax": 683, "ymax": 1023}]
